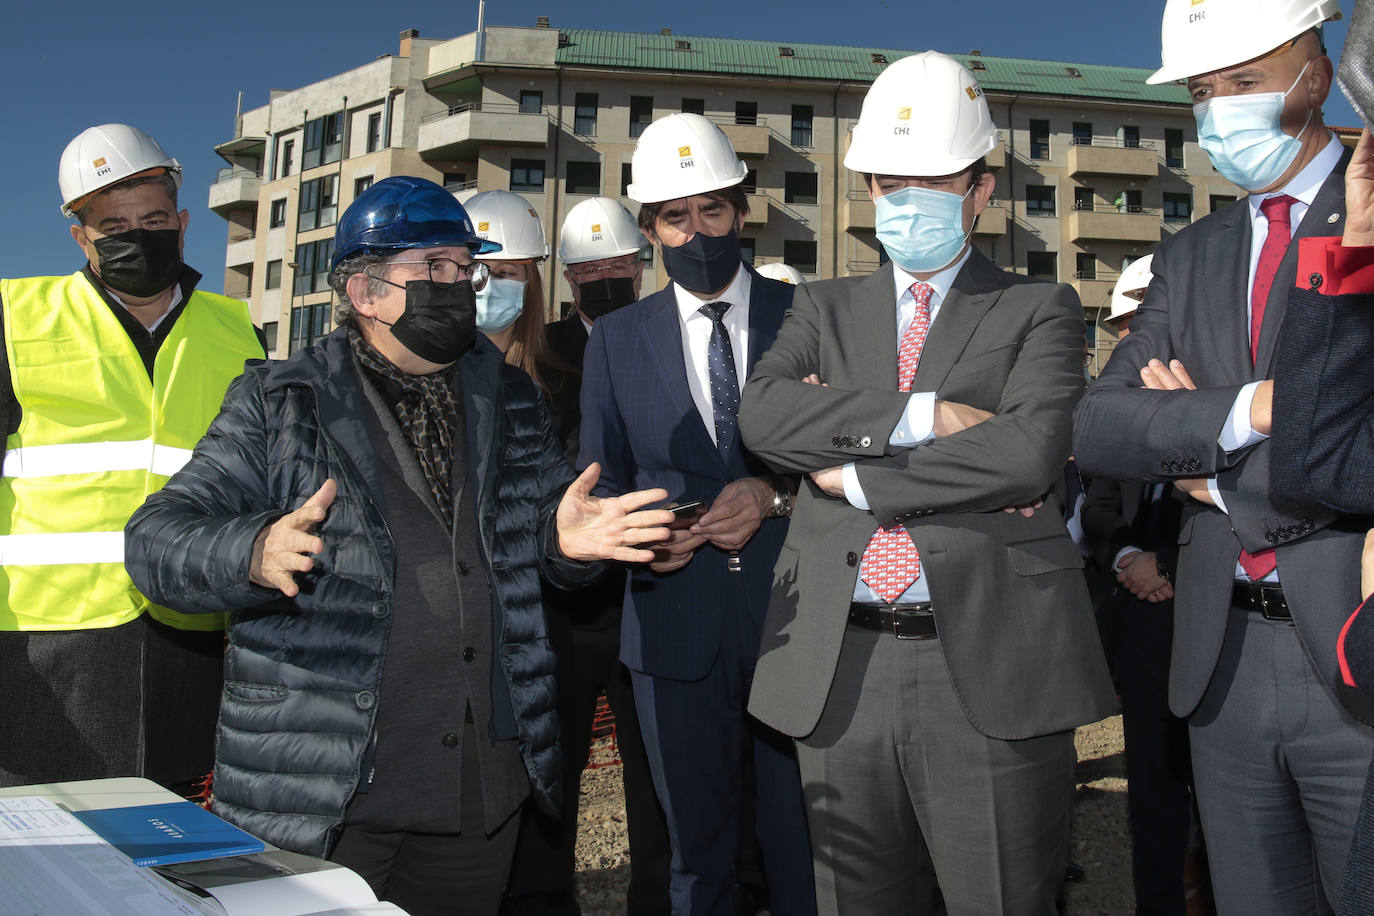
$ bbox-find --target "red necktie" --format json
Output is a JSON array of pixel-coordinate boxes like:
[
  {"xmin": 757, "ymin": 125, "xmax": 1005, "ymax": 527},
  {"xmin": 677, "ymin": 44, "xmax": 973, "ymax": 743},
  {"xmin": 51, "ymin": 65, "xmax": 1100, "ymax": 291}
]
[
  {"xmin": 859, "ymin": 283, "xmax": 933, "ymax": 602},
  {"xmin": 1238, "ymin": 194, "xmax": 1296, "ymax": 581}
]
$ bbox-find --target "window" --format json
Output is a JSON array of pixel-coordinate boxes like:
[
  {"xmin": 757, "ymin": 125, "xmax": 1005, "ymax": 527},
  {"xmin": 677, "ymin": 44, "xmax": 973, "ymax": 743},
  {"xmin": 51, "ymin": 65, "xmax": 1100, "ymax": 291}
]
[
  {"xmin": 291, "ymin": 239, "xmax": 335, "ymax": 296},
  {"xmin": 791, "ymin": 105, "xmax": 814, "ymax": 147},
  {"xmin": 1210, "ymin": 194, "xmax": 1236, "ymax": 213},
  {"xmin": 1165, "ymin": 128, "xmax": 1184, "ymax": 168},
  {"xmin": 520, "ymin": 90, "xmax": 543, "ymax": 115},
  {"xmin": 682, "ymin": 98, "xmax": 705, "ymax": 116},
  {"xmin": 783, "ymin": 240, "xmax": 817, "ymax": 274},
  {"xmin": 566, "ymin": 160, "xmax": 601, "ymax": 195},
  {"xmin": 302, "ymin": 112, "xmax": 344, "ymax": 171},
  {"xmin": 265, "ymin": 259, "xmax": 283, "ymax": 290},
  {"xmin": 354, "ymin": 175, "xmax": 374, "ymax": 197},
  {"xmin": 1163, "ymin": 192, "xmax": 1193, "ymax": 223},
  {"xmin": 1122, "ymin": 125, "xmax": 1141, "ymax": 149},
  {"xmin": 441, "ymin": 172, "xmax": 467, "ymax": 190},
  {"xmin": 288, "ymin": 303, "xmax": 331, "ymax": 354},
  {"xmin": 742, "ymin": 169, "xmax": 758, "ymax": 194},
  {"xmin": 366, "ymin": 113, "xmax": 383, "ymax": 153},
  {"xmin": 297, "ymin": 175, "xmax": 339, "ymax": 232},
  {"xmin": 511, "ymin": 159, "xmax": 545, "ymax": 192},
  {"xmin": 269, "ymin": 197, "xmax": 287, "ymax": 228},
  {"xmin": 1026, "ymin": 185, "xmax": 1056, "ymax": 216},
  {"xmin": 1072, "ymin": 122, "xmax": 1092, "ymax": 146},
  {"xmin": 1026, "ymin": 251, "xmax": 1057, "ymax": 281},
  {"xmin": 630, "ymin": 96, "xmax": 653, "ymax": 138},
  {"xmin": 262, "ymin": 321, "xmax": 278, "ymax": 352},
  {"xmin": 621, "ymin": 162, "xmax": 633, "ymax": 196},
  {"xmin": 639, "ymin": 245, "xmax": 654, "ymax": 267},
  {"xmin": 784, "ymin": 172, "xmax": 818, "ymax": 205},
  {"xmin": 574, "ymin": 93, "xmax": 598, "ymax": 136},
  {"xmin": 1073, "ymin": 187, "xmax": 1095, "ymax": 211},
  {"xmin": 280, "ymin": 139, "xmax": 295, "ymax": 178},
  {"xmin": 1029, "ymin": 119, "xmax": 1050, "ymax": 160},
  {"xmin": 1123, "ymin": 189, "xmax": 1142, "ymax": 212},
  {"xmin": 1076, "ymin": 252, "xmax": 1096, "ymax": 280},
  {"xmin": 739, "ymin": 237, "xmax": 756, "ymax": 266},
  {"xmin": 735, "ymin": 101, "xmax": 758, "ymax": 126}
]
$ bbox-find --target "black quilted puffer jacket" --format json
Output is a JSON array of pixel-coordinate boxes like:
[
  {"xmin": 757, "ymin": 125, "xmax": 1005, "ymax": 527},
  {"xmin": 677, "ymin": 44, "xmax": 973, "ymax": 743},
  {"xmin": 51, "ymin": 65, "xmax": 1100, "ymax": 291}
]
[{"xmin": 125, "ymin": 328, "xmax": 598, "ymax": 856}]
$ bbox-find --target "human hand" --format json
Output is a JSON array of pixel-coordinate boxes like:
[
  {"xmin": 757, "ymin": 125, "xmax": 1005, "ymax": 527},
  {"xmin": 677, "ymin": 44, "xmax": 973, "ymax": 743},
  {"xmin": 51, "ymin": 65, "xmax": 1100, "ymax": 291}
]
[
  {"xmin": 1363, "ymin": 528, "xmax": 1374, "ymax": 603},
  {"xmin": 1002, "ymin": 498, "xmax": 1045, "ymax": 518},
  {"xmin": 810, "ymin": 466, "xmax": 845, "ymax": 498},
  {"xmin": 801, "ymin": 373, "xmax": 829, "ymax": 387},
  {"xmin": 649, "ymin": 527, "xmax": 708, "ymax": 573},
  {"xmin": 1118, "ymin": 549, "xmax": 1174, "ymax": 602},
  {"xmin": 1173, "ymin": 477, "xmax": 1216, "ymax": 506},
  {"xmin": 250, "ymin": 478, "xmax": 336, "ymax": 596},
  {"xmin": 1139, "ymin": 358, "xmax": 1197, "ymax": 391},
  {"xmin": 557, "ymin": 463, "xmax": 673, "ymax": 563},
  {"xmin": 1346, "ymin": 128, "xmax": 1374, "ymax": 248},
  {"xmin": 690, "ymin": 477, "xmax": 773, "ymax": 551},
  {"xmin": 932, "ymin": 400, "xmax": 994, "ymax": 438},
  {"xmin": 1249, "ymin": 379, "xmax": 1273, "ymax": 436}
]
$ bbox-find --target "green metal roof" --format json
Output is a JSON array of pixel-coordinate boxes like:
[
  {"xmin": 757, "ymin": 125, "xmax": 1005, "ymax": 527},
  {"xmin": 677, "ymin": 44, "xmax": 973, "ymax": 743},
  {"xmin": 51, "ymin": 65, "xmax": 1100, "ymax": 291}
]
[{"xmin": 555, "ymin": 29, "xmax": 1190, "ymax": 106}]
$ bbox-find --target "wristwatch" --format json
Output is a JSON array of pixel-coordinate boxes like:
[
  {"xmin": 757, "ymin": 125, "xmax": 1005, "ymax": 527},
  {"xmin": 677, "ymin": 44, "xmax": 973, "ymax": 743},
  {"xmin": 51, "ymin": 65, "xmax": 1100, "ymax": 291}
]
[{"xmin": 767, "ymin": 481, "xmax": 793, "ymax": 518}]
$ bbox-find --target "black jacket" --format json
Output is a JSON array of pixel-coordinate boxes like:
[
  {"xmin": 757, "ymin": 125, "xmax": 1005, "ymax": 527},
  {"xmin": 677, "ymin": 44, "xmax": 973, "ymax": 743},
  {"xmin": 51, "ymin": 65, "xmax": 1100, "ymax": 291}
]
[{"xmin": 125, "ymin": 329, "xmax": 597, "ymax": 855}]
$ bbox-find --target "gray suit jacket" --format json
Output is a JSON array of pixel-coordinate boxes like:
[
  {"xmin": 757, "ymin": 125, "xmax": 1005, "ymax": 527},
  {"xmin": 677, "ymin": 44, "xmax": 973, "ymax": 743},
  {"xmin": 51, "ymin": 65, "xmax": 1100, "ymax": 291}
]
[
  {"xmin": 1073, "ymin": 151, "xmax": 1360, "ymax": 717},
  {"xmin": 739, "ymin": 253, "xmax": 1117, "ymax": 740}
]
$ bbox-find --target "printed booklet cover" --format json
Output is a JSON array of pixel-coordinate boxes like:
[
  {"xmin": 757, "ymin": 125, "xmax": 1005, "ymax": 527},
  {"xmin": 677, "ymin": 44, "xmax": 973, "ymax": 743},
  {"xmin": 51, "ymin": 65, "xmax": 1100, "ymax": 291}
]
[{"xmin": 72, "ymin": 801, "xmax": 265, "ymax": 867}]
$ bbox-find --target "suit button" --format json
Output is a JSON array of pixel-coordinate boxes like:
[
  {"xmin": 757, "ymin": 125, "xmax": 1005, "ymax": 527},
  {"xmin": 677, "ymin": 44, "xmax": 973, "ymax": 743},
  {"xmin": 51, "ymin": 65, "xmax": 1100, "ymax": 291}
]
[
  {"xmin": 859, "ymin": 436, "xmax": 872, "ymax": 448},
  {"xmin": 1187, "ymin": 458, "xmax": 1201, "ymax": 471},
  {"xmin": 371, "ymin": 602, "xmax": 388, "ymax": 618},
  {"xmin": 1160, "ymin": 460, "xmax": 1171, "ymax": 472},
  {"xmin": 832, "ymin": 436, "xmax": 841, "ymax": 447},
  {"xmin": 1309, "ymin": 272, "xmax": 1324, "ymax": 290},
  {"xmin": 1301, "ymin": 518, "xmax": 1314, "ymax": 531},
  {"xmin": 1265, "ymin": 531, "xmax": 1279, "ymax": 544},
  {"xmin": 355, "ymin": 691, "xmax": 376, "ymax": 710},
  {"xmin": 442, "ymin": 732, "xmax": 459, "ymax": 748},
  {"xmin": 846, "ymin": 551, "xmax": 858, "ymax": 567},
  {"xmin": 457, "ymin": 561, "xmax": 471, "ymax": 576},
  {"xmin": 463, "ymin": 646, "xmax": 476, "ymax": 662}
]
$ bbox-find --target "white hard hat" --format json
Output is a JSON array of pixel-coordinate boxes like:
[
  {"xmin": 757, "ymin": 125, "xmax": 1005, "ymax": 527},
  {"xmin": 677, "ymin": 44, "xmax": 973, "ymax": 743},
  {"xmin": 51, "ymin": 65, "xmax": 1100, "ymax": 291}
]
[
  {"xmin": 59, "ymin": 124, "xmax": 182, "ymax": 218},
  {"xmin": 1147, "ymin": 0, "xmax": 1342, "ymax": 85},
  {"xmin": 558, "ymin": 197, "xmax": 644, "ymax": 264},
  {"xmin": 627, "ymin": 113, "xmax": 747, "ymax": 204},
  {"xmin": 845, "ymin": 51, "xmax": 998, "ymax": 177},
  {"xmin": 755, "ymin": 262, "xmax": 806, "ymax": 285},
  {"xmin": 464, "ymin": 189, "xmax": 550, "ymax": 260},
  {"xmin": 1107, "ymin": 255, "xmax": 1155, "ymax": 323}
]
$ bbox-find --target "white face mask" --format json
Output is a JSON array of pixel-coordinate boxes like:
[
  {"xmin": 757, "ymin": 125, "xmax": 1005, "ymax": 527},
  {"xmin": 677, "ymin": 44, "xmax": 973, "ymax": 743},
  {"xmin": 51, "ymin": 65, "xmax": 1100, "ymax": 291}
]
[
  {"xmin": 1193, "ymin": 60, "xmax": 1314, "ymax": 192},
  {"xmin": 873, "ymin": 184, "xmax": 975, "ymax": 274},
  {"xmin": 474, "ymin": 276, "xmax": 526, "ymax": 332}
]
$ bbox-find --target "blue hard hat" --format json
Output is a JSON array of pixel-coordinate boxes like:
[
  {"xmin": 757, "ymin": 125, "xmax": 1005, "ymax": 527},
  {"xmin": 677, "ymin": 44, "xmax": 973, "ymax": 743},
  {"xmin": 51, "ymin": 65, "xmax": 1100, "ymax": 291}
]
[{"xmin": 331, "ymin": 176, "xmax": 502, "ymax": 270}]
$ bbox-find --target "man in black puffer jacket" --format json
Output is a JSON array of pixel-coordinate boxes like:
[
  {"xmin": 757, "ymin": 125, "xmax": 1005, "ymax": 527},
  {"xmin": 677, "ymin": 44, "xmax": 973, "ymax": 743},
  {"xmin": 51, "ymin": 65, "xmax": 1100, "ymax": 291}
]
[{"xmin": 124, "ymin": 177, "xmax": 672, "ymax": 916}]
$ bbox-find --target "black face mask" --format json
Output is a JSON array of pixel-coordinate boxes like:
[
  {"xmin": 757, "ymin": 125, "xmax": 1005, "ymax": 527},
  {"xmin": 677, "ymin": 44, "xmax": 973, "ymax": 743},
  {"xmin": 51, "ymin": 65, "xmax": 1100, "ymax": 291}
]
[
  {"xmin": 373, "ymin": 279, "xmax": 477, "ymax": 364},
  {"xmin": 89, "ymin": 228, "xmax": 183, "ymax": 299},
  {"xmin": 659, "ymin": 229, "xmax": 742, "ymax": 294},
  {"xmin": 576, "ymin": 276, "xmax": 638, "ymax": 320}
]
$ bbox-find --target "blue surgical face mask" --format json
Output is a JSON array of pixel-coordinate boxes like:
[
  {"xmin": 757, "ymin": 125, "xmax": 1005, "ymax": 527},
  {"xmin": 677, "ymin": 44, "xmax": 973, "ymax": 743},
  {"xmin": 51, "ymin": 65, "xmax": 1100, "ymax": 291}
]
[
  {"xmin": 1194, "ymin": 61, "xmax": 1314, "ymax": 192},
  {"xmin": 474, "ymin": 275, "xmax": 526, "ymax": 332},
  {"xmin": 873, "ymin": 184, "xmax": 975, "ymax": 274}
]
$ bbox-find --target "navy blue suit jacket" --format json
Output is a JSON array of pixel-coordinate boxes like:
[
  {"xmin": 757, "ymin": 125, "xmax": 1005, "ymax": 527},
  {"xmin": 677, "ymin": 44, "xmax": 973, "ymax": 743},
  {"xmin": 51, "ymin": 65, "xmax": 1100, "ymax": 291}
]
[{"xmin": 578, "ymin": 268, "xmax": 793, "ymax": 680}]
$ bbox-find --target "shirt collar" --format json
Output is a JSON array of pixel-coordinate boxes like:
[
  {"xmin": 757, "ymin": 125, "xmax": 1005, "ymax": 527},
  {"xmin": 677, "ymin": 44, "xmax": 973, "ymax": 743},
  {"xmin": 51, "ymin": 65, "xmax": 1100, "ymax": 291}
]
[
  {"xmin": 1248, "ymin": 131, "xmax": 1343, "ymax": 216},
  {"xmin": 673, "ymin": 263, "xmax": 751, "ymax": 321},
  {"xmin": 891, "ymin": 245, "xmax": 973, "ymax": 305}
]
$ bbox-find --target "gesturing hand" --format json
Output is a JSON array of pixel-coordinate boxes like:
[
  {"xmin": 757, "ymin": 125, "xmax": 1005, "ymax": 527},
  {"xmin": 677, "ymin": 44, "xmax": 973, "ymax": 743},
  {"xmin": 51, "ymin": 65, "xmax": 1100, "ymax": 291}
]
[
  {"xmin": 690, "ymin": 477, "xmax": 773, "ymax": 551},
  {"xmin": 250, "ymin": 479, "xmax": 336, "ymax": 596},
  {"xmin": 557, "ymin": 462, "xmax": 673, "ymax": 563}
]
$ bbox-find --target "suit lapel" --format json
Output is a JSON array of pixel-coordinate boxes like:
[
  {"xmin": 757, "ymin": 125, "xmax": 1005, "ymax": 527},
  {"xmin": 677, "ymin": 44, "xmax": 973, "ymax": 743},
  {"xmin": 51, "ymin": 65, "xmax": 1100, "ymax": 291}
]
[
  {"xmin": 1255, "ymin": 147, "xmax": 1351, "ymax": 374},
  {"xmin": 912, "ymin": 252, "xmax": 1000, "ymax": 392},
  {"xmin": 850, "ymin": 263, "xmax": 902, "ymax": 390},
  {"xmin": 1205, "ymin": 204, "xmax": 1254, "ymax": 385},
  {"xmin": 640, "ymin": 288, "xmax": 723, "ymax": 467}
]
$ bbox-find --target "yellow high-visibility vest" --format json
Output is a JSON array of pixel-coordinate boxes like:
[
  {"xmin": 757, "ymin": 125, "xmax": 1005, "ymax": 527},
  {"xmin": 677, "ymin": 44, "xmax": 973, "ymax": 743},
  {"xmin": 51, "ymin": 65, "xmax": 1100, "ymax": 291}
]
[{"xmin": 0, "ymin": 272, "xmax": 263, "ymax": 631}]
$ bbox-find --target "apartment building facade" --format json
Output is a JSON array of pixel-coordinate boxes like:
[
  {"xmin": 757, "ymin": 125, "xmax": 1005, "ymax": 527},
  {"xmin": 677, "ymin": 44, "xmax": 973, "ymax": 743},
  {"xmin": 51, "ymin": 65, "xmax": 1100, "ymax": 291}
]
[{"xmin": 209, "ymin": 23, "xmax": 1244, "ymax": 367}]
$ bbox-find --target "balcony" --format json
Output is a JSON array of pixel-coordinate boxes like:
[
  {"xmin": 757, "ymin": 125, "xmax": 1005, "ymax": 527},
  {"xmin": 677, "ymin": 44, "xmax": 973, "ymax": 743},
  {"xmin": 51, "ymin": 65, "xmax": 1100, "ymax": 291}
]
[
  {"xmin": 1070, "ymin": 271, "xmax": 1118, "ymax": 309},
  {"xmin": 208, "ymin": 166, "xmax": 261, "ymax": 215},
  {"xmin": 973, "ymin": 201, "xmax": 1008, "ymax": 236},
  {"xmin": 225, "ymin": 236, "xmax": 256, "ymax": 268},
  {"xmin": 743, "ymin": 192, "xmax": 770, "ymax": 226},
  {"xmin": 1067, "ymin": 205, "xmax": 1161, "ymax": 243},
  {"xmin": 1067, "ymin": 139, "xmax": 1158, "ymax": 179},
  {"xmin": 718, "ymin": 117, "xmax": 770, "ymax": 158},
  {"xmin": 418, "ymin": 102, "xmax": 548, "ymax": 161},
  {"xmin": 985, "ymin": 131, "xmax": 1007, "ymax": 169},
  {"xmin": 842, "ymin": 190, "xmax": 874, "ymax": 232}
]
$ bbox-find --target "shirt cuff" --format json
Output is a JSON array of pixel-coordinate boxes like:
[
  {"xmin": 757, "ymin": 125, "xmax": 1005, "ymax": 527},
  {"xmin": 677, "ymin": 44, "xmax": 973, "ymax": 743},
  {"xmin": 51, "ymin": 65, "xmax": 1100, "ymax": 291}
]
[
  {"xmin": 1113, "ymin": 546, "xmax": 1142, "ymax": 574},
  {"xmin": 890, "ymin": 392, "xmax": 936, "ymax": 446},
  {"xmin": 842, "ymin": 462, "xmax": 870, "ymax": 511},
  {"xmin": 1218, "ymin": 381, "xmax": 1269, "ymax": 452},
  {"xmin": 1207, "ymin": 477, "xmax": 1228, "ymax": 514},
  {"xmin": 1297, "ymin": 236, "xmax": 1374, "ymax": 295}
]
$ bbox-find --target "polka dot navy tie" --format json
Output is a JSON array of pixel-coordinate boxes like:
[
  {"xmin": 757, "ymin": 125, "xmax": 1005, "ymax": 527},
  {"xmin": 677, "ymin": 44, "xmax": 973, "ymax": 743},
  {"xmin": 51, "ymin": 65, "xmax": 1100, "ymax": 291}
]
[
  {"xmin": 699, "ymin": 302, "xmax": 740, "ymax": 460},
  {"xmin": 859, "ymin": 282, "xmax": 934, "ymax": 603}
]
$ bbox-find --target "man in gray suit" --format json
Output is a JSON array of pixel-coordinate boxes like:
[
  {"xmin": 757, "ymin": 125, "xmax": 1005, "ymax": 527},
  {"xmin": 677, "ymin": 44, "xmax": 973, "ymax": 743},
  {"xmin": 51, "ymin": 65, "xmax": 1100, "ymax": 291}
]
[
  {"xmin": 1073, "ymin": 0, "xmax": 1374, "ymax": 910},
  {"xmin": 739, "ymin": 52, "xmax": 1115, "ymax": 915}
]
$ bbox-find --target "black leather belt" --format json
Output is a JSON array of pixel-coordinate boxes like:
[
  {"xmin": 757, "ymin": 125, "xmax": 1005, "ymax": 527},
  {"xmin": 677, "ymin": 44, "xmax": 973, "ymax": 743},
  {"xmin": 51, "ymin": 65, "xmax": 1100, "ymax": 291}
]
[
  {"xmin": 1231, "ymin": 581, "xmax": 1292, "ymax": 621},
  {"xmin": 848, "ymin": 602, "xmax": 937, "ymax": 639}
]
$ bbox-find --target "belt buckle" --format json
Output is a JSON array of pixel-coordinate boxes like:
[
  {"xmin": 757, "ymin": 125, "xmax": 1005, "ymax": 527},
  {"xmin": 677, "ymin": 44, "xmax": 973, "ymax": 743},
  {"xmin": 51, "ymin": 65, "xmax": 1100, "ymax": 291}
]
[
  {"xmin": 727, "ymin": 552, "xmax": 742, "ymax": 573},
  {"xmin": 892, "ymin": 610, "xmax": 918, "ymax": 640},
  {"xmin": 1258, "ymin": 588, "xmax": 1284, "ymax": 621}
]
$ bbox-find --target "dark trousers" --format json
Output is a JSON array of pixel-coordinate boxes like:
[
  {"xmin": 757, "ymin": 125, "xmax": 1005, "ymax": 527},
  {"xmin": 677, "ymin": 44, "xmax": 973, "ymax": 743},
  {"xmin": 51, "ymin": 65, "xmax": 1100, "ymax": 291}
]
[
  {"xmin": 631, "ymin": 605, "xmax": 815, "ymax": 916},
  {"xmin": 333, "ymin": 722, "xmax": 520, "ymax": 916},
  {"xmin": 505, "ymin": 622, "xmax": 670, "ymax": 914}
]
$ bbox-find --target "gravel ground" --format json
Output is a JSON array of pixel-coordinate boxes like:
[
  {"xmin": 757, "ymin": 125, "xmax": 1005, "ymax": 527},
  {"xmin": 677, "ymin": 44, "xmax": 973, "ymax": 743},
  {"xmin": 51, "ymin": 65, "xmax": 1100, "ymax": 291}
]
[{"xmin": 573, "ymin": 715, "xmax": 1135, "ymax": 914}]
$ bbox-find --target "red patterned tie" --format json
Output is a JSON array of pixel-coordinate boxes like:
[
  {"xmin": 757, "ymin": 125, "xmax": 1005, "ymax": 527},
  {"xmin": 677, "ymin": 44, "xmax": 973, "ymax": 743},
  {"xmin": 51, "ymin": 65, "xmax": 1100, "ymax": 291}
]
[
  {"xmin": 1238, "ymin": 194, "xmax": 1295, "ymax": 581},
  {"xmin": 859, "ymin": 283, "xmax": 934, "ymax": 602}
]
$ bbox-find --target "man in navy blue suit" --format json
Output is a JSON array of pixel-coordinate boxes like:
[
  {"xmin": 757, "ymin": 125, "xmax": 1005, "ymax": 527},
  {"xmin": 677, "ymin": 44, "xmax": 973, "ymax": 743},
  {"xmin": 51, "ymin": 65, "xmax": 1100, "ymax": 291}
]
[{"xmin": 578, "ymin": 113, "xmax": 815, "ymax": 916}]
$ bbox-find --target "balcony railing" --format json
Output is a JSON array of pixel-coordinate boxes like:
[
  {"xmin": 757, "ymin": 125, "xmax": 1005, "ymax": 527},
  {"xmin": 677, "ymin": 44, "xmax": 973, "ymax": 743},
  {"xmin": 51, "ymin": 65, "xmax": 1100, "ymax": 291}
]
[
  {"xmin": 421, "ymin": 100, "xmax": 541, "ymax": 124},
  {"xmin": 214, "ymin": 165, "xmax": 262, "ymax": 184},
  {"xmin": 1069, "ymin": 137, "xmax": 1158, "ymax": 150}
]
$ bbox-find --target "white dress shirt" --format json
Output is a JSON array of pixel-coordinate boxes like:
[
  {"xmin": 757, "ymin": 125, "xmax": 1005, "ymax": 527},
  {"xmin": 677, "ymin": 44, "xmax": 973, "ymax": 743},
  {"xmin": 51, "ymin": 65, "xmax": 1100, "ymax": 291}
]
[{"xmin": 673, "ymin": 265, "xmax": 752, "ymax": 446}]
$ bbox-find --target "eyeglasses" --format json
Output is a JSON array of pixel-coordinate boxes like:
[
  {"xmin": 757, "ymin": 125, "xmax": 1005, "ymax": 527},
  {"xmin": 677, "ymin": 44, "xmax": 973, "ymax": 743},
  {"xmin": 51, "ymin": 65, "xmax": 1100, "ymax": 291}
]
[
  {"xmin": 569, "ymin": 258, "xmax": 641, "ymax": 282},
  {"xmin": 386, "ymin": 257, "xmax": 490, "ymax": 290}
]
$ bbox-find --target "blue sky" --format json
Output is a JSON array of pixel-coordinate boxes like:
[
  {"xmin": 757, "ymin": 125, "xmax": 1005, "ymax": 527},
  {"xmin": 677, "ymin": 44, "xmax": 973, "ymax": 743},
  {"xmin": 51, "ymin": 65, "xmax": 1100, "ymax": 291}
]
[{"xmin": 0, "ymin": 0, "xmax": 1357, "ymax": 293}]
